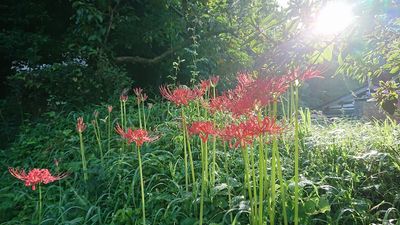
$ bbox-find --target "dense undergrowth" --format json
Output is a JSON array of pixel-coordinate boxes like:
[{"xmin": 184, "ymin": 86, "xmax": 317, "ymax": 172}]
[{"xmin": 1, "ymin": 79, "xmax": 400, "ymax": 225}]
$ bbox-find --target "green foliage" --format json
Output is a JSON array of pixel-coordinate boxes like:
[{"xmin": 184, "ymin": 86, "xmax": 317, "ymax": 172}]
[
  {"xmin": 335, "ymin": 3, "xmax": 400, "ymax": 81},
  {"xmin": 373, "ymin": 80, "xmax": 399, "ymax": 116},
  {"xmin": 7, "ymin": 58, "xmax": 131, "ymax": 114}
]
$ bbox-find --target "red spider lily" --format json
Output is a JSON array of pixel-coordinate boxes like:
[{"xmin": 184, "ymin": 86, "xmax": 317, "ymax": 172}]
[
  {"xmin": 9, "ymin": 168, "xmax": 68, "ymax": 191},
  {"xmin": 219, "ymin": 122, "xmax": 255, "ymax": 148},
  {"xmin": 133, "ymin": 87, "xmax": 143, "ymax": 97},
  {"xmin": 208, "ymin": 95, "xmax": 229, "ymax": 113},
  {"xmin": 219, "ymin": 116, "xmax": 281, "ymax": 148},
  {"xmin": 76, "ymin": 117, "xmax": 87, "ymax": 133},
  {"xmin": 300, "ymin": 69, "xmax": 323, "ymax": 81},
  {"xmin": 159, "ymin": 86, "xmax": 202, "ymax": 106},
  {"xmin": 107, "ymin": 105, "xmax": 113, "ymax": 113},
  {"xmin": 210, "ymin": 76, "xmax": 220, "ymax": 87},
  {"xmin": 285, "ymin": 68, "xmax": 323, "ymax": 83},
  {"xmin": 237, "ymin": 73, "xmax": 254, "ymax": 87},
  {"xmin": 133, "ymin": 87, "xmax": 148, "ymax": 103},
  {"xmin": 188, "ymin": 121, "xmax": 217, "ymax": 143},
  {"xmin": 120, "ymin": 95, "xmax": 128, "ymax": 102},
  {"xmin": 227, "ymin": 94, "xmax": 256, "ymax": 116},
  {"xmin": 120, "ymin": 88, "xmax": 129, "ymax": 102},
  {"xmin": 115, "ymin": 124, "xmax": 157, "ymax": 147},
  {"xmin": 245, "ymin": 116, "xmax": 282, "ymax": 135},
  {"xmin": 200, "ymin": 80, "xmax": 212, "ymax": 92}
]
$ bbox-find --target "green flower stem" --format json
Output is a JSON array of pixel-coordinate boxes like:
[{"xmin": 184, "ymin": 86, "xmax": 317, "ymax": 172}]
[
  {"xmin": 93, "ymin": 119, "xmax": 104, "ymax": 166},
  {"xmin": 223, "ymin": 141, "xmax": 233, "ymax": 222},
  {"xmin": 275, "ymin": 143, "xmax": 288, "ymax": 225},
  {"xmin": 181, "ymin": 107, "xmax": 189, "ymax": 192},
  {"xmin": 120, "ymin": 100, "xmax": 124, "ymax": 130},
  {"xmin": 258, "ymin": 135, "xmax": 265, "ymax": 225},
  {"xmin": 38, "ymin": 184, "xmax": 42, "ymax": 224},
  {"xmin": 204, "ymin": 139, "xmax": 209, "ymax": 187},
  {"xmin": 199, "ymin": 140, "xmax": 207, "ymax": 225},
  {"xmin": 137, "ymin": 145, "xmax": 146, "ymax": 225},
  {"xmin": 120, "ymin": 100, "xmax": 125, "ymax": 151},
  {"xmin": 292, "ymin": 84, "xmax": 296, "ymax": 123},
  {"xmin": 294, "ymin": 85, "xmax": 300, "ymax": 225},
  {"xmin": 257, "ymin": 111, "xmax": 265, "ymax": 225},
  {"xmin": 142, "ymin": 101, "xmax": 147, "ymax": 130},
  {"xmin": 79, "ymin": 132, "xmax": 88, "ymax": 182},
  {"xmin": 211, "ymin": 135, "xmax": 216, "ymax": 187},
  {"xmin": 269, "ymin": 100, "xmax": 278, "ymax": 225},
  {"xmin": 250, "ymin": 142, "xmax": 258, "ymax": 223},
  {"xmin": 241, "ymin": 145, "xmax": 253, "ymax": 224},
  {"xmin": 108, "ymin": 110, "xmax": 111, "ymax": 153},
  {"xmin": 137, "ymin": 100, "xmax": 142, "ymax": 129},
  {"xmin": 211, "ymin": 86, "xmax": 217, "ymax": 187},
  {"xmin": 123, "ymin": 101, "xmax": 127, "ymax": 129},
  {"xmin": 185, "ymin": 126, "xmax": 196, "ymax": 193}
]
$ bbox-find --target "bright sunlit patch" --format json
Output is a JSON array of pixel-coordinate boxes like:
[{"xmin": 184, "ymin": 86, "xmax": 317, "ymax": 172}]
[
  {"xmin": 277, "ymin": 0, "xmax": 289, "ymax": 8},
  {"xmin": 313, "ymin": 2, "xmax": 354, "ymax": 35}
]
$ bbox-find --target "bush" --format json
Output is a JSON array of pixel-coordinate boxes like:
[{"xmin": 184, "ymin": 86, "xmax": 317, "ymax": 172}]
[{"xmin": 7, "ymin": 58, "xmax": 131, "ymax": 115}]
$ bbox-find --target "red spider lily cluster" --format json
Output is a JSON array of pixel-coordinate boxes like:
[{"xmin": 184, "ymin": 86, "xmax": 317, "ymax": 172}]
[
  {"xmin": 9, "ymin": 168, "xmax": 68, "ymax": 190},
  {"xmin": 189, "ymin": 116, "xmax": 281, "ymax": 148},
  {"xmin": 206, "ymin": 69, "xmax": 322, "ymax": 116},
  {"xmin": 159, "ymin": 86, "xmax": 204, "ymax": 106},
  {"xmin": 76, "ymin": 117, "xmax": 87, "ymax": 133},
  {"xmin": 199, "ymin": 76, "xmax": 220, "ymax": 91},
  {"xmin": 133, "ymin": 87, "xmax": 148, "ymax": 103},
  {"xmin": 115, "ymin": 124, "xmax": 157, "ymax": 147},
  {"xmin": 188, "ymin": 121, "xmax": 217, "ymax": 143},
  {"xmin": 220, "ymin": 116, "xmax": 282, "ymax": 148}
]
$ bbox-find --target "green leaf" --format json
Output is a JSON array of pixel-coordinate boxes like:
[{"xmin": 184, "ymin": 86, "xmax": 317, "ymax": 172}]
[
  {"xmin": 338, "ymin": 52, "xmax": 343, "ymax": 65},
  {"xmin": 389, "ymin": 66, "xmax": 399, "ymax": 74},
  {"xmin": 322, "ymin": 44, "xmax": 334, "ymax": 61},
  {"xmin": 318, "ymin": 197, "xmax": 331, "ymax": 213}
]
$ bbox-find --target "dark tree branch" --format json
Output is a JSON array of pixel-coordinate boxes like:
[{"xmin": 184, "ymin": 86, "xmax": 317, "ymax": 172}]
[{"xmin": 115, "ymin": 29, "xmax": 234, "ymax": 65}]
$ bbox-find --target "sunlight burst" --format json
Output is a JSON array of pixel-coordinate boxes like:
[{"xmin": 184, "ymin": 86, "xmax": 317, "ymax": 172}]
[{"xmin": 314, "ymin": 2, "xmax": 354, "ymax": 35}]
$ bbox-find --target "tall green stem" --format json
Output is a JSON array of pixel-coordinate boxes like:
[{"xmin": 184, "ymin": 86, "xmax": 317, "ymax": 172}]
[
  {"xmin": 108, "ymin": 110, "xmax": 111, "ymax": 153},
  {"xmin": 275, "ymin": 142, "xmax": 288, "ymax": 225},
  {"xmin": 142, "ymin": 101, "xmax": 147, "ymax": 130},
  {"xmin": 211, "ymin": 136, "xmax": 216, "ymax": 187},
  {"xmin": 257, "ymin": 111, "xmax": 265, "ymax": 225},
  {"xmin": 224, "ymin": 141, "xmax": 233, "ymax": 222},
  {"xmin": 123, "ymin": 101, "xmax": 127, "ymax": 129},
  {"xmin": 38, "ymin": 184, "xmax": 42, "ymax": 224},
  {"xmin": 79, "ymin": 132, "xmax": 88, "ymax": 182},
  {"xmin": 250, "ymin": 142, "xmax": 258, "ymax": 224},
  {"xmin": 241, "ymin": 145, "xmax": 253, "ymax": 224},
  {"xmin": 120, "ymin": 100, "xmax": 124, "ymax": 130},
  {"xmin": 93, "ymin": 119, "xmax": 104, "ymax": 166},
  {"xmin": 269, "ymin": 101, "xmax": 278, "ymax": 225},
  {"xmin": 186, "ymin": 127, "xmax": 196, "ymax": 193},
  {"xmin": 294, "ymin": 85, "xmax": 300, "ymax": 225},
  {"xmin": 181, "ymin": 107, "xmax": 189, "ymax": 192},
  {"xmin": 210, "ymin": 86, "xmax": 217, "ymax": 187},
  {"xmin": 137, "ymin": 100, "xmax": 143, "ymax": 129},
  {"xmin": 137, "ymin": 146, "xmax": 146, "ymax": 225},
  {"xmin": 120, "ymin": 100, "xmax": 125, "ymax": 151},
  {"xmin": 199, "ymin": 140, "xmax": 207, "ymax": 225},
  {"xmin": 290, "ymin": 84, "xmax": 295, "ymax": 123}
]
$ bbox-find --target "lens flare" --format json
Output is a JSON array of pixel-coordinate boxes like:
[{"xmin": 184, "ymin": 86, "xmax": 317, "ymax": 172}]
[{"xmin": 314, "ymin": 2, "xmax": 354, "ymax": 35}]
